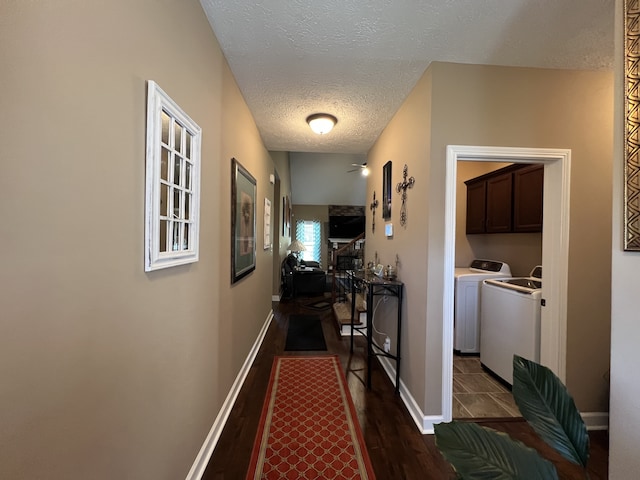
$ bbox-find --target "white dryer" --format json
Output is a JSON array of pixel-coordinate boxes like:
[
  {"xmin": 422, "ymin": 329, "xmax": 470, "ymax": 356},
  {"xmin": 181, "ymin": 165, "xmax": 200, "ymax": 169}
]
[
  {"xmin": 480, "ymin": 266, "xmax": 542, "ymax": 385},
  {"xmin": 454, "ymin": 259, "xmax": 511, "ymax": 354}
]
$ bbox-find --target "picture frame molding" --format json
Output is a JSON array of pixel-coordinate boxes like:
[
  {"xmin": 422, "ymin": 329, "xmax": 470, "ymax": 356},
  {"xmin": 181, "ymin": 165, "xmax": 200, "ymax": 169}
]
[
  {"xmin": 382, "ymin": 160, "xmax": 392, "ymax": 220},
  {"xmin": 231, "ymin": 157, "xmax": 257, "ymax": 283},
  {"xmin": 624, "ymin": 0, "xmax": 640, "ymax": 250},
  {"xmin": 282, "ymin": 194, "xmax": 291, "ymax": 237},
  {"xmin": 264, "ymin": 197, "xmax": 271, "ymax": 250}
]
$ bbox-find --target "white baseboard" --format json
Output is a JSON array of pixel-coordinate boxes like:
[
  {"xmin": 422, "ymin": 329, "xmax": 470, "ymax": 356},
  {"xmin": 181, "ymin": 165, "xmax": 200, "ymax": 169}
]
[
  {"xmin": 185, "ymin": 310, "xmax": 274, "ymax": 480},
  {"xmin": 343, "ymin": 329, "xmax": 444, "ymax": 432},
  {"xmin": 345, "ymin": 329, "xmax": 440, "ymax": 433},
  {"xmin": 377, "ymin": 357, "xmax": 610, "ymax": 434},
  {"xmin": 581, "ymin": 412, "xmax": 609, "ymax": 431},
  {"xmin": 377, "ymin": 357, "xmax": 442, "ymax": 434}
]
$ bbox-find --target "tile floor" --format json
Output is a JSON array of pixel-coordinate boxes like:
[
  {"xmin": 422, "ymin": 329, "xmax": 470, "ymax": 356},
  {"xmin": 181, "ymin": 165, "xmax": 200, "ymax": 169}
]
[{"xmin": 453, "ymin": 355, "xmax": 521, "ymax": 419}]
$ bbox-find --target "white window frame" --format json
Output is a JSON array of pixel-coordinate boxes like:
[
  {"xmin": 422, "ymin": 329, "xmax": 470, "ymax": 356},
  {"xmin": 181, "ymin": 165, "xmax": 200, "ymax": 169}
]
[{"xmin": 144, "ymin": 81, "xmax": 201, "ymax": 271}]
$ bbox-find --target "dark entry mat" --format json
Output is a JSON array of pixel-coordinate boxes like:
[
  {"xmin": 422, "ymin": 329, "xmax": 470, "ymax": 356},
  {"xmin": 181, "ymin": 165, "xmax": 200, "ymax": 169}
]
[{"xmin": 284, "ymin": 315, "xmax": 327, "ymax": 351}]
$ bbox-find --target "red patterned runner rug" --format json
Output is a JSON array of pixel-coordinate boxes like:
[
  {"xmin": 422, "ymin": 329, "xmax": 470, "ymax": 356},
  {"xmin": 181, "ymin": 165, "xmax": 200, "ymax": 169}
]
[{"xmin": 246, "ymin": 355, "xmax": 376, "ymax": 479}]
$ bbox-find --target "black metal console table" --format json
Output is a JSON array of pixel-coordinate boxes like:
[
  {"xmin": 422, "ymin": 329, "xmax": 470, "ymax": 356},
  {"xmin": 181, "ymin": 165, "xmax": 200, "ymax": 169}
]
[{"xmin": 347, "ymin": 270, "xmax": 403, "ymax": 394}]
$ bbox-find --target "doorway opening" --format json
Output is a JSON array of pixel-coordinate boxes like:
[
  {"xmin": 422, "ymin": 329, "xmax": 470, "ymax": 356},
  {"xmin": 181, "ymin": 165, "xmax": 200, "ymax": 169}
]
[{"xmin": 442, "ymin": 145, "xmax": 571, "ymax": 423}]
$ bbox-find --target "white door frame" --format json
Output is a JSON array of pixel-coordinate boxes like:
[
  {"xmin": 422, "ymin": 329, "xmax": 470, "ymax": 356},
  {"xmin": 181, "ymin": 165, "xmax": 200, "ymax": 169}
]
[{"xmin": 442, "ymin": 145, "xmax": 571, "ymax": 422}]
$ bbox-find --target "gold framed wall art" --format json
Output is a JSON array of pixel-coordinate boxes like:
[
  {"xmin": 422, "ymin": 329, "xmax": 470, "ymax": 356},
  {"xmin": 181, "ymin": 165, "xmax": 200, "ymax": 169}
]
[{"xmin": 624, "ymin": 0, "xmax": 640, "ymax": 250}]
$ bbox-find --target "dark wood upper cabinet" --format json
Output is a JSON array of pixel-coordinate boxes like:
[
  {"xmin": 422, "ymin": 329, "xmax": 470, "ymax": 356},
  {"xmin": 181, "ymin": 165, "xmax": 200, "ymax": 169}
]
[
  {"xmin": 465, "ymin": 180, "xmax": 486, "ymax": 234},
  {"xmin": 485, "ymin": 171, "xmax": 513, "ymax": 233},
  {"xmin": 464, "ymin": 164, "xmax": 543, "ymax": 234},
  {"xmin": 513, "ymin": 164, "xmax": 544, "ymax": 232}
]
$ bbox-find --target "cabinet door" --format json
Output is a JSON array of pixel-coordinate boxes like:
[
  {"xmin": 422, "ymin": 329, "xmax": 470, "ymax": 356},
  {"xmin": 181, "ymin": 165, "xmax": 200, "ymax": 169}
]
[
  {"xmin": 465, "ymin": 180, "xmax": 486, "ymax": 234},
  {"xmin": 485, "ymin": 172, "xmax": 512, "ymax": 233},
  {"xmin": 513, "ymin": 164, "xmax": 544, "ymax": 232}
]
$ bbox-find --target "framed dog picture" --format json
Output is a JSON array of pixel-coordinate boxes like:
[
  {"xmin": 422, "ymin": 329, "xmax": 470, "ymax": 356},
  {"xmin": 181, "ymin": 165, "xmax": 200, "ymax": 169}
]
[{"xmin": 231, "ymin": 158, "xmax": 256, "ymax": 283}]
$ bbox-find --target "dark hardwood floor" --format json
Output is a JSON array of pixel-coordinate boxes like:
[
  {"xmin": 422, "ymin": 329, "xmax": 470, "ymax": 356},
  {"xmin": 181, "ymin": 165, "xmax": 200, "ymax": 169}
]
[{"xmin": 203, "ymin": 296, "xmax": 608, "ymax": 479}]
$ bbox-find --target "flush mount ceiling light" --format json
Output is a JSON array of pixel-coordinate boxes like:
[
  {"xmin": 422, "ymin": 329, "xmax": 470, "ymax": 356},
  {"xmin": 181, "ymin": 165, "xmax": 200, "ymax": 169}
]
[{"xmin": 306, "ymin": 113, "xmax": 337, "ymax": 135}]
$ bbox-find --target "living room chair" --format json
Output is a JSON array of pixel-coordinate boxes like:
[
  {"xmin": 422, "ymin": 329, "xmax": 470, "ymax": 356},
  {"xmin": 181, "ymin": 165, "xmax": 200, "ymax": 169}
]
[{"xmin": 281, "ymin": 254, "xmax": 327, "ymax": 298}]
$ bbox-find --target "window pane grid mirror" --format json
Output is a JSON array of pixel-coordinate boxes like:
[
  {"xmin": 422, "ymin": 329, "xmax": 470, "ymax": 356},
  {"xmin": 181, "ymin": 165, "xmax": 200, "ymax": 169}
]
[{"xmin": 145, "ymin": 81, "xmax": 202, "ymax": 271}]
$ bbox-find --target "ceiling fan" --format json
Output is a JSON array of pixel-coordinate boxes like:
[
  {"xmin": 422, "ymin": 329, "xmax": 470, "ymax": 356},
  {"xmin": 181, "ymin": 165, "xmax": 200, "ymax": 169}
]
[{"xmin": 348, "ymin": 162, "xmax": 369, "ymax": 176}]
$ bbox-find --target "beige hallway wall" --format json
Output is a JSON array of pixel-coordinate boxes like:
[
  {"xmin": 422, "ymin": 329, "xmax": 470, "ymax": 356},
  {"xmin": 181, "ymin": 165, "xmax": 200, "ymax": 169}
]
[
  {"xmin": 367, "ymin": 68, "xmax": 434, "ymax": 411},
  {"xmin": 430, "ymin": 62, "xmax": 612, "ymax": 413},
  {"xmin": 368, "ymin": 61, "xmax": 612, "ymax": 417},
  {"xmin": 0, "ymin": 1, "xmax": 277, "ymax": 478}
]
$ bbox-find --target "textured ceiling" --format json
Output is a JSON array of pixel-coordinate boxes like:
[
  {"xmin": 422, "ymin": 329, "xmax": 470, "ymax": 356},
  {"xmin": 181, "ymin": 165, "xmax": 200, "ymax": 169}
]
[{"xmin": 200, "ymin": 0, "xmax": 614, "ymax": 154}]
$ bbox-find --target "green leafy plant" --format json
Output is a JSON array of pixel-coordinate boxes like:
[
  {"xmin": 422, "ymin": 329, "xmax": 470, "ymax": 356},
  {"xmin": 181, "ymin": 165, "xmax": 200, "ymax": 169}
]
[
  {"xmin": 434, "ymin": 421, "xmax": 558, "ymax": 479},
  {"xmin": 434, "ymin": 355, "xmax": 590, "ymax": 479},
  {"xmin": 512, "ymin": 355, "xmax": 589, "ymax": 467}
]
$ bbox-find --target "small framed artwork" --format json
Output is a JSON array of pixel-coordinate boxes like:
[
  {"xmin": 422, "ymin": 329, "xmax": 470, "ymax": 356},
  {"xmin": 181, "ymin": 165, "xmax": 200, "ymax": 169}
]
[
  {"xmin": 382, "ymin": 160, "xmax": 392, "ymax": 220},
  {"xmin": 231, "ymin": 158, "xmax": 257, "ymax": 283},
  {"xmin": 264, "ymin": 198, "xmax": 271, "ymax": 250}
]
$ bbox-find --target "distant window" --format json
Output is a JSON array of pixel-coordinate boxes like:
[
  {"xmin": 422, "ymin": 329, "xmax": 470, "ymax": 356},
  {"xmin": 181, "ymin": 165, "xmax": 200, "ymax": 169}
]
[
  {"xmin": 144, "ymin": 81, "xmax": 201, "ymax": 271},
  {"xmin": 296, "ymin": 220, "xmax": 321, "ymax": 263}
]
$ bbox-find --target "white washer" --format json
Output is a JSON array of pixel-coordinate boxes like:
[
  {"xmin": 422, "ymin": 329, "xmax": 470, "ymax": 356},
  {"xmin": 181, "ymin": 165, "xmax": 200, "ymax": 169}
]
[
  {"xmin": 480, "ymin": 266, "xmax": 542, "ymax": 385},
  {"xmin": 454, "ymin": 259, "xmax": 511, "ymax": 354}
]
